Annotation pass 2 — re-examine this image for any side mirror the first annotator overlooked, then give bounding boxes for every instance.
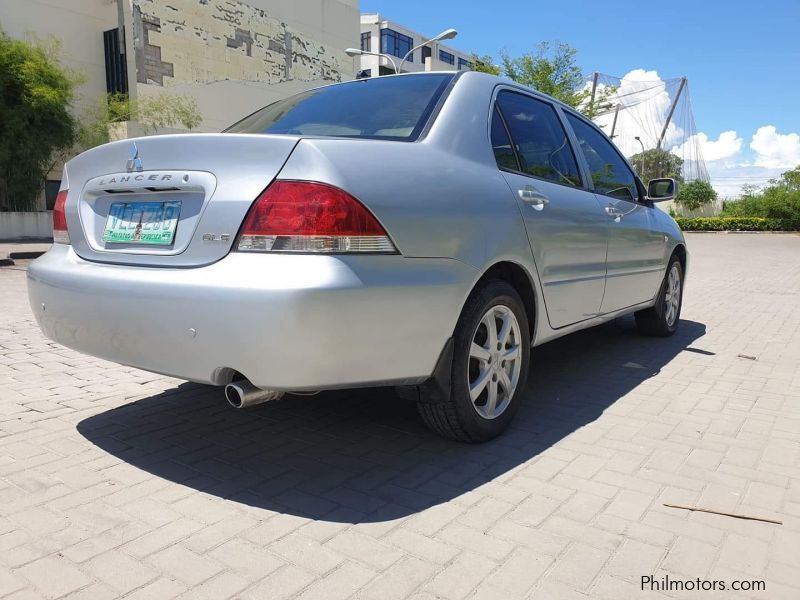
[647,178,677,202]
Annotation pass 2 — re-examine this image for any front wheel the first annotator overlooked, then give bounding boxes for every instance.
[635,256,683,336]
[418,281,530,443]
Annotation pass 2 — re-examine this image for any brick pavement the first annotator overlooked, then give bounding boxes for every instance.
[1,232,799,599]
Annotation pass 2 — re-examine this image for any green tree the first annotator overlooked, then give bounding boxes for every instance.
[628,148,684,183]
[500,42,589,108]
[469,53,500,75]
[0,32,79,210]
[472,42,615,116]
[80,92,202,148]
[722,165,800,222]
[676,179,717,211]
[780,165,800,191]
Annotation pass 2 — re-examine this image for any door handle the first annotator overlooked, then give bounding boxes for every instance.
[518,186,550,211]
[605,205,624,220]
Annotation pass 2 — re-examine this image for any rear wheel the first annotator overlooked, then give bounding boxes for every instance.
[418,281,530,442]
[635,255,683,336]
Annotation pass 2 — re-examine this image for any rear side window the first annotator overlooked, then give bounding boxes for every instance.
[495,91,582,187]
[490,107,519,171]
[225,74,454,141]
[565,113,639,201]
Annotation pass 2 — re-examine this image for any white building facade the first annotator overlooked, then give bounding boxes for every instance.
[0,0,359,221]
[358,13,472,77]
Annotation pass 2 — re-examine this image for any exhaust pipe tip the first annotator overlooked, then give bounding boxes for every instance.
[224,382,245,408]
[224,380,282,409]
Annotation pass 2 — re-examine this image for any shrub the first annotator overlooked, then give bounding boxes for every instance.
[79,92,203,148]
[675,180,717,211]
[628,148,684,185]
[675,217,799,231]
[722,166,800,222]
[0,32,79,210]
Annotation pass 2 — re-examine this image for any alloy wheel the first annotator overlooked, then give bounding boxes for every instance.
[467,304,522,419]
[664,263,681,327]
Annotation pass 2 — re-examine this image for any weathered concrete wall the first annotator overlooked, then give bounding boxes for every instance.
[134,77,343,132]
[128,0,359,130]
[658,199,723,218]
[0,213,53,241]
[132,0,352,85]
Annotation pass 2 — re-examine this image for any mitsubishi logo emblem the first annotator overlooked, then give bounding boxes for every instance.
[126,142,143,172]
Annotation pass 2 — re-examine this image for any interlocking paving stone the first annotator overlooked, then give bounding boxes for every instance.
[1,233,799,599]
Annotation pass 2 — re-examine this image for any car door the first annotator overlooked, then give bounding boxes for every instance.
[564,112,668,312]
[492,90,608,329]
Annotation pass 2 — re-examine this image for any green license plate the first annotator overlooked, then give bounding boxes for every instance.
[102,201,181,245]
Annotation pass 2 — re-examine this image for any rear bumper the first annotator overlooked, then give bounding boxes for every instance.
[27,245,476,390]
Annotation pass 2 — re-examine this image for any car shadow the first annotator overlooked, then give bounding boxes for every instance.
[77,316,705,523]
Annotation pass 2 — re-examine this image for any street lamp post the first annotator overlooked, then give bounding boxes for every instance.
[397,28,457,74]
[634,136,646,178]
[344,48,398,75]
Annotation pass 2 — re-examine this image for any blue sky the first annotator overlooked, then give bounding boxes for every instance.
[363,0,800,196]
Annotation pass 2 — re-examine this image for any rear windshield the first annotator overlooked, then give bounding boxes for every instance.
[225,73,454,141]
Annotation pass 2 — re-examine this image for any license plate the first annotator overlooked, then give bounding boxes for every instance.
[102,201,181,245]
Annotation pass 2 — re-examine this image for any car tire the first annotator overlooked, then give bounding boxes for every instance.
[635,255,684,337]
[418,280,530,443]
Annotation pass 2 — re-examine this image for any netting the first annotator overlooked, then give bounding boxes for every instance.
[584,70,709,183]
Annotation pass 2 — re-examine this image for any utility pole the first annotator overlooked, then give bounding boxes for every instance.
[657,77,686,149]
[634,136,646,177]
[589,72,599,116]
[609,104,620,138]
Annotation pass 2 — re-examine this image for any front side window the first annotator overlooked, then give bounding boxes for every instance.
[439,50,455,65]
[225,74,453,141]
[495,91,582,187]
[566,113,638,201]
[381,28,413,61]
[360,31,371,52]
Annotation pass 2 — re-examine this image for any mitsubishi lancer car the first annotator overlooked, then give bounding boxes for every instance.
[28,71,686,442]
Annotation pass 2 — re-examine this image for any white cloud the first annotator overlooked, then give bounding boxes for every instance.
[584,70,800,197]
[670,130,742,162]
[675,127,799,197]
[707,161,784,199]
[750,126,800,168]
[590,69,684,157]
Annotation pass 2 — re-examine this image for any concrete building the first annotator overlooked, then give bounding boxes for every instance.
[0,0,359,229]
[358,13,471,77]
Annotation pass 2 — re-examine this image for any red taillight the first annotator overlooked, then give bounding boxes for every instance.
[53,190,70,244]
[236,181,396,253]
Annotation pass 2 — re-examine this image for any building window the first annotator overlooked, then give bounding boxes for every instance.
[103,28,128,95]
[381,28,413,61]
[360,31,371,52]
[439,49,454,65]
[458,57,472,70]
[421,45,432,66]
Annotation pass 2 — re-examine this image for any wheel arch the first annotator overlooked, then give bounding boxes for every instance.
[468,260,539,343]
[671,243,687,275]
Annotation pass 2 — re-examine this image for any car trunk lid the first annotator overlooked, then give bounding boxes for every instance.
[65,133,299,267]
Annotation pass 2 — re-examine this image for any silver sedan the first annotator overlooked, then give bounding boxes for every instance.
[27,71,687,442]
